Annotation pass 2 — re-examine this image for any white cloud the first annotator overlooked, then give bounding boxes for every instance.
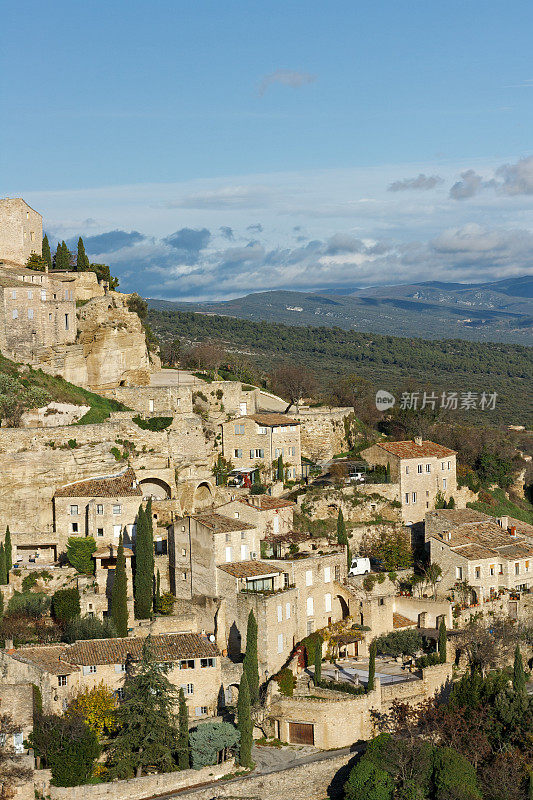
[258,69,316,96]
[388,174,444,192]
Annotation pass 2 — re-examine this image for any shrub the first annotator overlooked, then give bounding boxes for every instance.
[250,483,266,495]
[416,652,442,668]
[275,668,296,696]
[8,591,50,617]
[316,679,365,696]
[156,591,176,615]
[132,415,173,431]
[375,629,422,657]
[189,721,240,769]
[30,713,100,787]
[52,588,81,623]
[301,632,323,666]
[66,537,96,575]
[62,615,117,643]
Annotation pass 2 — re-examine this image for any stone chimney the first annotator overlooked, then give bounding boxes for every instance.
[500,515,509,530]
[414,436,423,446]
[510,526,517,538]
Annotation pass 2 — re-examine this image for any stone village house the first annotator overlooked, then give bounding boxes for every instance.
[0,633,221,720]
[220,413,302,481]
[360,437,457,523]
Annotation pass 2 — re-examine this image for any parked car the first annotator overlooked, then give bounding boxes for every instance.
[349,471,365,483]
[348,557,371,576]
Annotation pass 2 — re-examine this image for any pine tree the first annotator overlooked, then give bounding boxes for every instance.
[107,636,178,778]
[111,533,128,637]
[237,673,253,768]
[0,544,6,585]
[134,505,152,619]
[42,234,52,271]
[4,526,12,573]
[76,237,90,272]
[314,639,322,683]
[438,618,447,664]
[512,643,526,694]
[337,508,347,546]
[367,641,376,692]
[177,688,190,769]
[243,610,259,705]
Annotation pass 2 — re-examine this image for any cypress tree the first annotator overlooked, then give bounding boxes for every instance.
[367,641,376,692]
[276,454,284,482]
[337,508,347,546]
[177,688,190,769]
[0,589,4,619]
[314,639,322,683]
[4,526,12,573]
[243,610,259,705]
[145,498,155,574]
[111,533,129,637]
[42,234,52,271]
[76,237,90,271]
[0,544,6,585]
[237,673,253,768]
[134,505,152,619]
[386,462,391,483]
[155,568,161,612]
[513,643,526,694]
[438,618,447,663]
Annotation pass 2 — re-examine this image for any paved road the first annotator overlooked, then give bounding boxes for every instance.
[150,369,202,387]
[153,743,361,798]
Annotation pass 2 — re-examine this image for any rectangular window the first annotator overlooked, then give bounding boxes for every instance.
[305,570,313,586]
[28,308,34,319]
[225,546,232,562]
[11,290,16,299]
[441,462,446,470]
[82,665,97,675]
[334,565,340,581]
[277,633,284,653]
[250,448,264,458]
[96,504,103,515]
[181,572,187,581]
[325,593,332,612]
[456,566,463,580]
[225,533,231,542]
[417,464,423,473]
[195,706,208,716]
[490,564,495,576]
[405,493,409,504]
[283,572,290,589]
[41,290,47,301]
[113,525,121,538]
[306,620,314,635]
[149,399,154,412]
[240,544,247,560]
[234,424,245,435]
[234,512,240,519]
[12,309,18,320]
[412,492,417,503]
[306,597,314,616]
[475,567,481,579]
[258,426,267,434]
[27,290,33,299]
[405,465,409,474]
[442,478,447,489]
[65,314,69,330]
[240,530,245,538]
[71,522,79,533]
[200,658,215,668]
[58,675,68,687]
[425,464,431,473]
[515,563,520,575]
[277,604,282,623]
[324,566,331,583]
[114,663,126,674]
[526,561,530,572]
[114,688,125,700]
[113,504,121,515]
[181,548,187,557]
[448,461,451,470]
[286,602,291,619]
[70,505,79,515]
[234,449,242,459]
[179,659,195,669]
[97,528,104,537]
[181,683,194,695]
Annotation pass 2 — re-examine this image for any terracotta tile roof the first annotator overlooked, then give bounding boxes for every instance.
[237,497,295,511]
[217,560,284,578]
[428,509,490,525]
[393,613,417,629]
[9,645,78,675]
[246,413,300,427]
[0,275,26,289]
[374,440,456,459]
[66,633,218,665]
[431,520,533,561]
[191,512,255,533]
[496,543,533,559]
[55,467,142,498]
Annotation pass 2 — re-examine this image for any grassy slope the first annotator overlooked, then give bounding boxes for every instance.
[0,353,126,424]
[467,488,533,525]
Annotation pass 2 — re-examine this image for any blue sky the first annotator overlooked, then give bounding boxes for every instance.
[2,0,533,299]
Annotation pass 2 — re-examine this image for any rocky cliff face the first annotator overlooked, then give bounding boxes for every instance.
[76,293,155,389]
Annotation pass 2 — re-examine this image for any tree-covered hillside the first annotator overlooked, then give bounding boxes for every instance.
[147,308,533,426]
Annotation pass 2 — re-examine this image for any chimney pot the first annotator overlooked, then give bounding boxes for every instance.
[510,526,517,537]
[414,436,423,446]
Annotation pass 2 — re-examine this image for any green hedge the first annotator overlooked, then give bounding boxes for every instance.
[132,415,173,431]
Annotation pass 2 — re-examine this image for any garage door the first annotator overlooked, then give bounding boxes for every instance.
[289,722,314,745]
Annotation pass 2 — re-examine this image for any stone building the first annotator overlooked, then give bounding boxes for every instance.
[360,437,457,523]
[218,550,347,676]
[0,266,77,359]
[0,198,42,265]
[428,514,533,601]
[216,495,295,541]
[89,542,134,623]
[169,512,259,599]
[220,413,302,480]
[0,633,221,718]
[53,468,142,549]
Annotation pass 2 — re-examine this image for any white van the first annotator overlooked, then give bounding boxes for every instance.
[348,557,371,576]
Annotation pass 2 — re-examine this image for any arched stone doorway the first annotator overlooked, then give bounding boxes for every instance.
[139,477,172,500]
[336,594,350,620]
[193,481,214,511]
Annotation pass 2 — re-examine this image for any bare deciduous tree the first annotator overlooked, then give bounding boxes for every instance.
[0,714,32,800]
[270,364,317,412]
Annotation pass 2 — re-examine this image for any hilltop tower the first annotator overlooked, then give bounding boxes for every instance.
[0,198,42,266]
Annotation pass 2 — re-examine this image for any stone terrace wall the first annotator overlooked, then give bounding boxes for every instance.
[296,407,352,461]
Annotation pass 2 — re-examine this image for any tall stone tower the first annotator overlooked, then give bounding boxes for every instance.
[0,198,42,266]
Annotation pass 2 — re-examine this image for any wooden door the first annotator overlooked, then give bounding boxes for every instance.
[289,722,314,745]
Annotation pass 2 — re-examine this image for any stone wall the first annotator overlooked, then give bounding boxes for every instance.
[295,407,353,462]
[0,198,42,264]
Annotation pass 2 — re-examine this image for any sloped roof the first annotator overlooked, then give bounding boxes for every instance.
[374,440,456,459]
[229,413,299,427]
[93,543,133,558]
[217,560,284,578]
[191,512,255,533]
[55,467,142,498]
[8,645,78,675]
[393,613,417,629]
[238,496,295,511]
[431,520,533,561]
[427,509,491,525]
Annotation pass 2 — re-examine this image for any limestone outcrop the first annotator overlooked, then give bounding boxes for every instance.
[76,293,155,389]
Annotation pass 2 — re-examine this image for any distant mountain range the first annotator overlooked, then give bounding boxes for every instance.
[148,275,533,345]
